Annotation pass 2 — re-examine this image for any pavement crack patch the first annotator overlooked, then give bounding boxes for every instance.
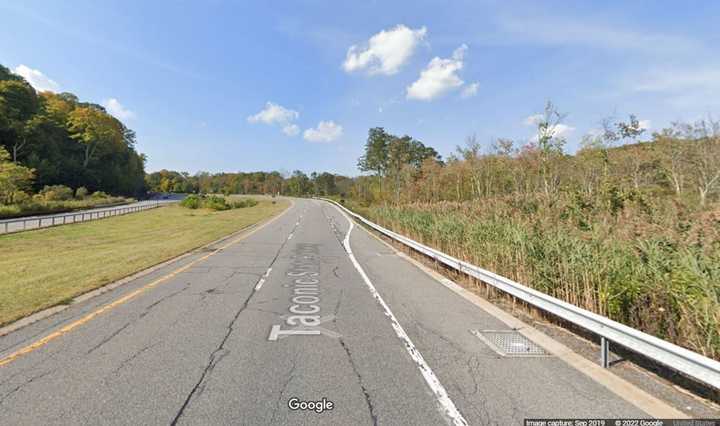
[86,321,131,355]
[338,337,378,426]
[139,282,192,319]
[270,351,299,424]
[170,270,267,425]
[0,370,53,406]
[171,210,301,425]
[112,341,161,375]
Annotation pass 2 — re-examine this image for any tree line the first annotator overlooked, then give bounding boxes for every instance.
[144,169,354,198]
[0,64,146,200]
[350,104,720,211]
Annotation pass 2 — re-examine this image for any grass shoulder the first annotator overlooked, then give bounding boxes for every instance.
[0,198,289,326]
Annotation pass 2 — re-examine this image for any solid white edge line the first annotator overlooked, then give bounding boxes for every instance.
[351,204,689,419]
[332,204,469,426]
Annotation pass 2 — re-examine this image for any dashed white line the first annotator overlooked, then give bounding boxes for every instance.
[331,204,469,426]
[255,267,273,290]
[254,278,266,290]
[287,232,294,240]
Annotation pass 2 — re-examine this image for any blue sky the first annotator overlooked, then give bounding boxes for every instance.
[2,1,719,175]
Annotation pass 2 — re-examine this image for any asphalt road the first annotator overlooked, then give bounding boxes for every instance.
[0,198,648,425]
[0,196,183,234]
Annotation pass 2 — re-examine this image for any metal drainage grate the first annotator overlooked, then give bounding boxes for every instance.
[472,330,549,357]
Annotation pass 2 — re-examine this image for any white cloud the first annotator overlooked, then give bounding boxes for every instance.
[248,102,299,125]
[282,124,300,136]
[343,25,427,75]
[407,45,468,101]
[248,102,300,136]
[461,82,479,98]
[523,114,544,126]
[549,124,575,138]
[13,65,60,92]
[638,119,651,131]
[303,121,343,143]
[103,98,135,120]
[530,123,575,142]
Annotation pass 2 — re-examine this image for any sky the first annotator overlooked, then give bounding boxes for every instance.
[2,0,720,176]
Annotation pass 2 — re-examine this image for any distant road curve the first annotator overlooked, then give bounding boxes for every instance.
[0,193,186,235]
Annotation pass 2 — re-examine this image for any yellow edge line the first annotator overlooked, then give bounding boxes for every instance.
[0,200,293,368]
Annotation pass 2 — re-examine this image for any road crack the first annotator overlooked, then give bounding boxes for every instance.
[86,322,131,354]
[270,351,299,424]
[170,215,299,425]
[139,282,192,319]
[0,370,54,406]
[338,337,378,426]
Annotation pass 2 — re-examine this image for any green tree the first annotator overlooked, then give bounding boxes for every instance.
[0,146,34,204]
[67,106,123,168]
[0,79,39,162]
[358,127,393,176]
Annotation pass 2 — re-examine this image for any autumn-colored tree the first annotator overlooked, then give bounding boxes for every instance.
[67,106,124,168]
[0,146,34,204]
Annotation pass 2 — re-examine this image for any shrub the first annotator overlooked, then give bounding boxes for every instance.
[40,185,74,201]
[180,195,258,211]
[180,194,201,209]
[204,195,230,211]
[231,198,258,208]
[11,190,31,205]
[75,187,88,199]
[91,191,109,199]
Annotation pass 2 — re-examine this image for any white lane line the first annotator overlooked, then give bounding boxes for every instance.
[254,278,266,291]
[287,232,294,240]
[255,267,273,290]
[332,205,468,426]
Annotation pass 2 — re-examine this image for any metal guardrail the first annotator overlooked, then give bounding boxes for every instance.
[0,201,176,235]
[323,198,720,391]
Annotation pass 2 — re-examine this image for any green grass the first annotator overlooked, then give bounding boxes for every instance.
[0,199,289,326]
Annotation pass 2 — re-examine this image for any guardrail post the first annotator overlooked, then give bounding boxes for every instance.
[600,337,610,368]
[4,222,7,233]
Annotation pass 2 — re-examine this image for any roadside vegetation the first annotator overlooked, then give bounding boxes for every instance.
[180,194,258,210]
[346,104,720,360]
[0,180,131,219]
[0,64,145,219]
[0,65,146,197]
[0,199,288,326]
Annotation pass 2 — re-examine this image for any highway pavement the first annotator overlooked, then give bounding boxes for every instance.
[0,198,650,425]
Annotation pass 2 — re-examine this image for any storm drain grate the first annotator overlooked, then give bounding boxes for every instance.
[472,330,549,357]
